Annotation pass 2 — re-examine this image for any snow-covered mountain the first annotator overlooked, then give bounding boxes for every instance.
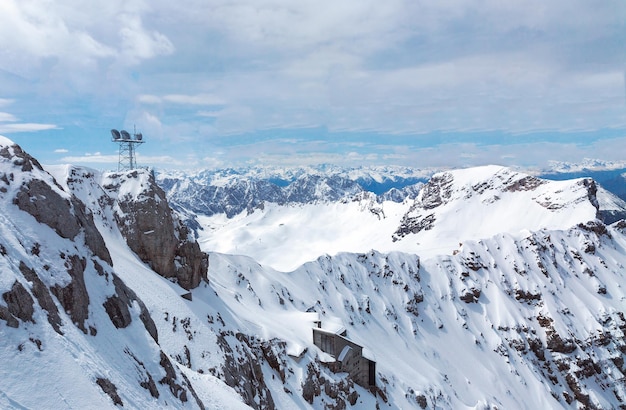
[3,137,626,409]
[156,166,428,218]
[195,165,626,271]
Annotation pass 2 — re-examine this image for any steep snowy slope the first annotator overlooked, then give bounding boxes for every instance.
[198,165,614,271]
[0,138,250,409]
[203,219,626,409]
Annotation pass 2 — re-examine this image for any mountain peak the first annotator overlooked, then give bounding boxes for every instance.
[392,166,600,249]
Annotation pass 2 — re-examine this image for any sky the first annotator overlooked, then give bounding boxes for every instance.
[0,0,625,171]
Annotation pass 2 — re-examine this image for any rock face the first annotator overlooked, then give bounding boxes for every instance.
[6,147,112,265]
[103,170,208,290]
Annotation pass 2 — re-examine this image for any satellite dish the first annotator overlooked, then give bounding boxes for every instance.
[120,130,131,140]
[135,132,143,141]
[111,129,121,140]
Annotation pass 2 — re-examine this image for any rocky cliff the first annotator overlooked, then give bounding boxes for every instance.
[101,170,208,290]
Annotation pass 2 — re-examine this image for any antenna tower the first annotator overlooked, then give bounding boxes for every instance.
[110,126,145,171]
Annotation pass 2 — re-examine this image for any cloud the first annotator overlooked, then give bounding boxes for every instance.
[0,99,58,133]
[138,94,225,106]
[0,112,17,122]
[54,148,69,153]
[60,153,189,168]
[1,0,625,170]
[0,123,57,133]
[0,0,174,76]
[118,13,174,63]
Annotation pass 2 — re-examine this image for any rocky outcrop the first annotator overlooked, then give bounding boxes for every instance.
[2,280,35,326]
[3,141,112,265]
[104,274,158,343]
[13,181,112,265]
[212,331,277,410]
[104,170,208,290]
[50,255,90,333]
[18,262,63,334]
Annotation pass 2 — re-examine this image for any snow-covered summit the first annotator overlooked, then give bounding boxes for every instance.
[392,165,601,249]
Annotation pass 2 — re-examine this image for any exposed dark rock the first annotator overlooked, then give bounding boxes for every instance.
[577,220,609,237]
[19,262,63,334]
[0,142,44,172]
[505,176,545,192]
[302,362,322,404]
[393,214,435,240]
[140,373,159,399]
[214,331,276,410]
[405,292,424,316]
[581,178,600,219]
[462,254,486,271]
[460,287,481,303]
[50,255,90,333]
[546,331,577,354]
[96,377,123,406]
[157,351,204,407]
[421,173,454,210]
[159,351,186,401]
[14,179,80,239]
[108,171,208,290]
[104,274,158,343]
[0,305,19,328]
[12,174,112,264]
[103,295,132,329]
[71,198,112,264]
[173,225,209,290]
[515,289,542,303]
[2,280,35,324]
[301,359,360,408]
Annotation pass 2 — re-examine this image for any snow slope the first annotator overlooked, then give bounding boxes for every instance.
[204,221,626,409]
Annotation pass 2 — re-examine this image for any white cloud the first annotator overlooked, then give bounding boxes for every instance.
[61,153,118,163]
[0,112,17,122]
[54,148,69,153]
[138,94,225,105]
[118,13,174,63]
[0,123,57,133]
[0,0,174,75]
[60,153,189,168]
[0,99,57,133]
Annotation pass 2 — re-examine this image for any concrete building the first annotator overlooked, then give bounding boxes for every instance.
[312,323,376,389]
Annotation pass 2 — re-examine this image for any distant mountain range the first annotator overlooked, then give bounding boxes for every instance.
[155,163,626,222]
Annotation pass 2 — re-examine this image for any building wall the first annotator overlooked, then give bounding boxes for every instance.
[312,328,376,388]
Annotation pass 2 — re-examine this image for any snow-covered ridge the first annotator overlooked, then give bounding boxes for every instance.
[198,165,623,271]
